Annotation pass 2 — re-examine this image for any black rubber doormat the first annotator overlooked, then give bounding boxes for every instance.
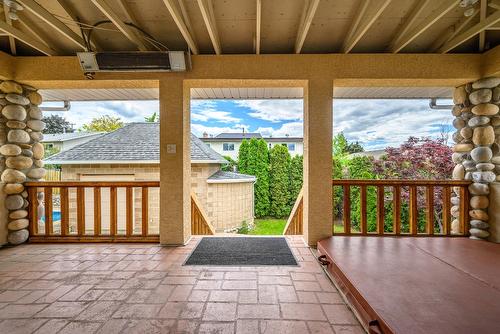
[184,237,298,266]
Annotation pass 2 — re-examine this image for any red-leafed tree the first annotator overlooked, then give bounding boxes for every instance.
[373,137,454,233]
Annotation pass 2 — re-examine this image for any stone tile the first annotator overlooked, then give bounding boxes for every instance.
[59,285,93,301]
[297,291,319,303]
[145,285,175,303]
[168,285,193,301]
[175,319,199,333]
[33,319,69,334]
[58,321,102,334]
[158,302,204,319]
[322,305,359,325]
[79,289,105,301]
[291,272,316,281]
[209,290,238,302]
[281,303,327,321]
[199,322,234,334]
[35,302,89,318]
[120,319,176,333]
[76,301,121,321]
[258,285,278,304]
[0,290,31,302]
[225,272,257,280]
[237,304,280,319]
[194,280,222,290]
[161,276,197,285]
[0,319,47,334]
[236,320,259,334]
[259,275,292,285]
[199,271,224,280]
[189,290,209,302]
[308,321,335,333]
[317,292,343,304]
[238,290,258,304]
[203,302,237,321]
[294,281,322,292]
[260,320,309,333]
[35,285,75,303]
[15,290,49,304]
[332,325,366,334]
[112,303,162,319]
[222,280,257,290]
[277,285,298,303]
[0,304,48,319]
[95,319,128,334]
[99,289,132,301]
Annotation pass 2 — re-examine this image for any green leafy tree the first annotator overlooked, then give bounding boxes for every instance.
[333,132,348,156]
[269,145,291,218]
[345,141,364,154]
[144,112,158,122]
[238,139,250,172]
[81,115,124,133]
[289,155,303,207]
[222,155,237,172]
[42,115,74,134]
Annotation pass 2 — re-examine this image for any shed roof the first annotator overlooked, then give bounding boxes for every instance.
[45,123,227,164]
[42,132,105,142]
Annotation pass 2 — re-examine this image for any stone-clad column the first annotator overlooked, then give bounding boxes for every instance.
[0,80,45,245]
[451,77,500,240]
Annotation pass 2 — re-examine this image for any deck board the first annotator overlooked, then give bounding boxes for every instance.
[317,237,500,334]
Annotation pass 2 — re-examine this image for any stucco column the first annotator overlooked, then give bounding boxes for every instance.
[303,78,333,246]
[159,78,191,245]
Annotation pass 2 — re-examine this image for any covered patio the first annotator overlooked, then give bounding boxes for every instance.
[1,0,500,333]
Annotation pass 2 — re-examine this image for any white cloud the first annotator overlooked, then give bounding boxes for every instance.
[191,100,241,123]
[256,122,303,137]
[234,99,303,122]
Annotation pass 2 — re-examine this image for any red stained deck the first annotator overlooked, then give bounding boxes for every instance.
[317,236,500,334]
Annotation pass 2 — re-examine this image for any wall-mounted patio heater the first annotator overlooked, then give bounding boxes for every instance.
[77,51,188,74]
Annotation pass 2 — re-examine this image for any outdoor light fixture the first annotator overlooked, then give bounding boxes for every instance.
[459,0,479,7]
[2,0,23,20]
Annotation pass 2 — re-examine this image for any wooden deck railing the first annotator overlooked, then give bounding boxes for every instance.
[284,179,472,237]
[283,187,303,235]
[25,181,214,242]
[333,179,471,236]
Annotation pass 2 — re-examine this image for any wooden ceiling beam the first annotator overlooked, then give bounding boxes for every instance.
[488,0,500,10]
[429,9,478,52]
[342,0,393,53]
[439,9,500,53]
[256,0,261,54]
[3,3,16,55]
[55,0,99,51]
[390,0,460,53]
[197,0,221,54]
[0,19,55,55]
[162,0,198,54]
[294,0,320,54]
[17,0,86,50]
[17,12,53,48]
[479,0,487,51]
[388,0,431,51]
[90,0,149,51]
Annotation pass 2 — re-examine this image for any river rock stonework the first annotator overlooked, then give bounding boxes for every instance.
[0,80,45,245]
[452,77,500,240]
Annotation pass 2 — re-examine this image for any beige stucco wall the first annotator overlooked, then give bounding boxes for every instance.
[488,182,500,243]
[60,163,254,233]
[208,182,254,232]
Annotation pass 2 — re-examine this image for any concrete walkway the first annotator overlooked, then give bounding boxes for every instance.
[0,236,363,334]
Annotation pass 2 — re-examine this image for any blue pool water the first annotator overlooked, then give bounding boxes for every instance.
[41,211,61,222]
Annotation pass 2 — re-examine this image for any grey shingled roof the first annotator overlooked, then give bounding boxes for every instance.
[214,133,262,139]
[207,171,256,183]
[45,123,227,164]
[42,132,105,142]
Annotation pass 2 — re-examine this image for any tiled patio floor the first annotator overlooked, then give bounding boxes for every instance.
[0,236,363,334]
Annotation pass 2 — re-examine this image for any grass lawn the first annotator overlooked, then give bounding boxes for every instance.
[247,218,287,235]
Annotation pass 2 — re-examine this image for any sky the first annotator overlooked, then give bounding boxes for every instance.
[42,98,454,151]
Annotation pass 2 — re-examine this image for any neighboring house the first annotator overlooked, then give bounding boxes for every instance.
[42,132,105,155]
[200,132,303,159]
[45,123,255,232]
[350,149,387,160]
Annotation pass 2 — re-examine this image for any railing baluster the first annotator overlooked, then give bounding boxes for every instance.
[110,187,117,236]
[126,187,133,236]
[28,186,38,236]
[60,187,69,236]
[426,186,434,235]
[459,186,469,235]
[343,185,351,234]
[44,187,53,235]
[94,187,101,236]
[77,187,85,235]
[409,186,418,235]
[360,186,367,235]
[393,186,401,235]
[142,187,149,236]
[377,186,385,235]
[442,186,451,235]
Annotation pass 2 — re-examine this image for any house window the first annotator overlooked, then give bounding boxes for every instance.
[223,143,235,151]
[287,143,295,151]
[206,143,211,148]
